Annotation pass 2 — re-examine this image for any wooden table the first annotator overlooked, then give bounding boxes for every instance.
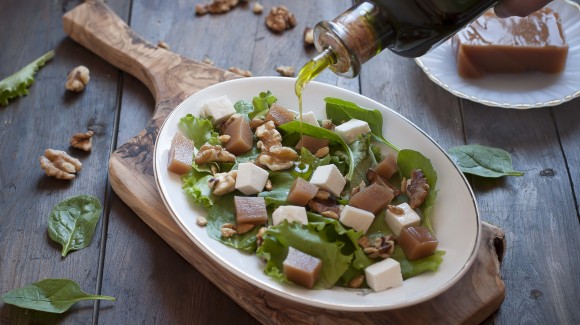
[1,0,578,324]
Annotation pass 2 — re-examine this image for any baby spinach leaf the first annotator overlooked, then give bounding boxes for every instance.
[48,195,102,257]
[179,114,220,149]
[258,171,296,208]
[279,121,357,179]
[397,150,438,234]
[0,50,55,106]
[325,97,399,151]
[448,144,524,178]
[2,278,115,314]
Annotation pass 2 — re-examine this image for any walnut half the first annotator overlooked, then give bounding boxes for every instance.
[65,66,90,92]
[265,6,297,33]
[70,130,94,151]
[255,121,298,170]
[39,149,82,180]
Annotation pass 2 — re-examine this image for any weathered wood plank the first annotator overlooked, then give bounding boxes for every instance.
[461,102,580,324]
[0,0,129,323]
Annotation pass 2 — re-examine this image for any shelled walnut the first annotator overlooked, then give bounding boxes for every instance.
[65,66,90,92]
[70,130,94,151]
[304,27,314,45]
[228,66,252,77]
[275,65,295,77]
[194,144,236,164]
[255,121,298,170]
[265,6,296,33]
[39,149,82,180]
[208,170,238,195]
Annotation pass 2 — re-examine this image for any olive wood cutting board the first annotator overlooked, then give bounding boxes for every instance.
[63,1,506,323]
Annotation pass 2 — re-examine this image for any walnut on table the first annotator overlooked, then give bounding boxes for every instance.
[39,149,82,180]
[70,130,94,152]
[157,40,171,50]
[303,27,314,45]
[65,66,90,92]
[275,65,295,77]
[228,66,252,77]
[252,2,263,14]
[265,6,296,33]
[196,0,246,15]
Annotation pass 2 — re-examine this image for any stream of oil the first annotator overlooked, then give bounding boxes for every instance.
[292,48,336,175]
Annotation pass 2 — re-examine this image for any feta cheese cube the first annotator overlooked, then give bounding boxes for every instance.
[235,162,270,195]
[200,95,236,125]
[272,205,308,226]
[309,164,346,196]
[334,119,371,143]
[295,111,319,127]
[365,258,403,292]
[339,205,375,233]
[384,202,421,236]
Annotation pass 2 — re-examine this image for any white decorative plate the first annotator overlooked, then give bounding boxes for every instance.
[153,77,480,311]
[415,0,580,109]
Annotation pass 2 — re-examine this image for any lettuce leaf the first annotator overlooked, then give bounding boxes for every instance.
[397,149,438,234]
[393,247,445,279]
[182,173,217,208]
[233,99,254,118]
[206,194,259,253]
[258,171,296,208]
[179,114,220,148]
[249,91,277,120]
[325,97,399,151]
[1,50,55,105]
[257,220,353,289]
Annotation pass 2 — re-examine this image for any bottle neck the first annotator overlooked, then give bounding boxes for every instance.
[313,1,394,78]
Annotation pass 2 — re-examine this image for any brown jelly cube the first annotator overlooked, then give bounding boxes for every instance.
[374,153,398,180]
[287,177,319,206]
[234,196,268,225]
[224,116,253,155]
[295,135,330,154]
[452,8,568,78]
[349,183,394,214]
[167,133,195,175]
[265,103,296,126]
[283,247,322,289]
[399,226,438,260]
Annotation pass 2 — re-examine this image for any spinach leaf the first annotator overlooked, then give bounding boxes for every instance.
[206,194,259,253]
[249,91,277,120]
[1,50,55,105]
[397,150,438,234]
[48,195,102,257]
[178,114,220,149]
[278,121,357,179]
[258,171,296,208]
[448,144,524,178]
[1,278,115,314]
[325,97,398,151]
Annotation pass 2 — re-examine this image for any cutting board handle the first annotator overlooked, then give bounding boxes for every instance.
[62,0,184,102]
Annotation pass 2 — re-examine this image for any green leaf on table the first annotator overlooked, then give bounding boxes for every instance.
[325,97,399,151]
[448,144,524,178]
[47,195,102,257]
[1,50,55,106]
[1,278,115,314]
[178,114,220,149]
[397,149,438,234]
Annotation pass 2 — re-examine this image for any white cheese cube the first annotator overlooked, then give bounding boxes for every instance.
[200,95,236,125]
[309,164,346,196]
[334,119,371,143]
[384,202,421,236]
[235,163,270,195]
[272,205,308,226]
[365,258,403,292]
[295,111,319,127]
[339,205,375,234]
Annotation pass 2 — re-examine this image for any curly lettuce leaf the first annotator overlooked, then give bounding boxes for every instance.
[249,91,277,120]
[182,173,217,208]
[325,97,398,151]
[393,247,445,279]
[178,114,220,149]
[256,220,353,289]
[1,50,55,105]
[397,149,438,234]
[206,194,259,253]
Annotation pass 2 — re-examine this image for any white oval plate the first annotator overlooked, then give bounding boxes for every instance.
[415,0,580,109]
[153,77,480,311]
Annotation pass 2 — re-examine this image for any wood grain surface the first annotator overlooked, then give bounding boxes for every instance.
[1,0,579,324]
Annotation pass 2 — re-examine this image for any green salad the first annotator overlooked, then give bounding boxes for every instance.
[170,91,444,291]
